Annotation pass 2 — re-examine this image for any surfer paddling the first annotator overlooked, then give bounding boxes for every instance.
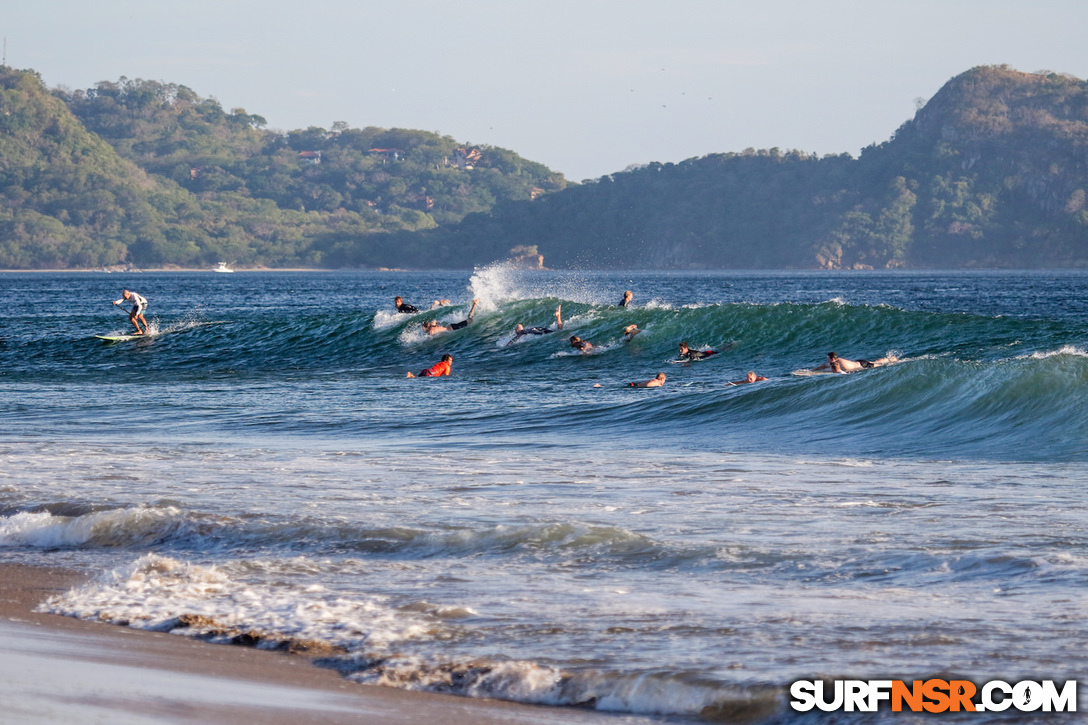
[394,296,419,314]
[619,290,634,307]
[112,289,148,335]
[570,324,639,353]
[676,341,716,362]
[813,351,898,373]
[568,335,593,353]
[730,371,767,385]
[407,354,453,378]
[629,372,666,388]
[508,305,563,345]
[422,299,479,336]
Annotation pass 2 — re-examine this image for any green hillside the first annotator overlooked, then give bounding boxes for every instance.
[0,68,566,268]
[384,65,1088,270]
[0,64,1086,269]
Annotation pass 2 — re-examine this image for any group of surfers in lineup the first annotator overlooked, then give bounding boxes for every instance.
[394,289,897,386]
[110,288,895,384]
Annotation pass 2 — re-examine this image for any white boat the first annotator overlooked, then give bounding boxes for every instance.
[212,262,234,273]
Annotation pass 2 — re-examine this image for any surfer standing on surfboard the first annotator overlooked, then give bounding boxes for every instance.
[113,289,148,335]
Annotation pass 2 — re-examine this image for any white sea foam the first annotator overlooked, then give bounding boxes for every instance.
[371,309,407,330]
[1025,345,1088,359]
[467,261,610,309]
[397,323,431,346]
[467,262,525,311]
[354,655,778,717]
[0,507,184,548]
[41,554,437,651]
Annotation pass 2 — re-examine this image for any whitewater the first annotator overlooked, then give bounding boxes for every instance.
[2,267,1086,723]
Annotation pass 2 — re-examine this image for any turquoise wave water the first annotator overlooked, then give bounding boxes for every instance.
[2,270,1087,461]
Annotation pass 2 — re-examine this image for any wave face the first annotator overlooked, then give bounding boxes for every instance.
[3,268,1087,461]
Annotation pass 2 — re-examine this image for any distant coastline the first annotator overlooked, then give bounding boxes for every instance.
[0,267,393,273]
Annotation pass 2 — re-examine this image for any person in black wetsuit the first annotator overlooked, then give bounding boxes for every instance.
[676,341,717,361]
[508,305,563,345]
[394,296,419,314]
[619,290,634,307]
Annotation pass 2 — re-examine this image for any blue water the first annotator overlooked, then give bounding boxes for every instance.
[1,267,1087,722]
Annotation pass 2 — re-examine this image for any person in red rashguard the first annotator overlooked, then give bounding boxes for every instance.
[406,354,452,378]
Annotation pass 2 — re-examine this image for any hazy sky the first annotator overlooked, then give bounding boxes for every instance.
[6,1,1087,181]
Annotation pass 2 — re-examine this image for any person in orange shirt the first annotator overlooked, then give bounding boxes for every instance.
[406,354,453,378]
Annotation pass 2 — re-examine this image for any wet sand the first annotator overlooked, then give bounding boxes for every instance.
[0,563,645,724]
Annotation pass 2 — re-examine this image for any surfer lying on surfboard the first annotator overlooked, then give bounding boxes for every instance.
[422,300,479,336]
[407,354,452,378]
[508,305,563,345]
[812,351,898,373]
[113,289,148,335]
[676,341,717,362]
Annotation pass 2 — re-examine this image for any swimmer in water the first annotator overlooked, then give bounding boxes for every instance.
[629,372,666,388]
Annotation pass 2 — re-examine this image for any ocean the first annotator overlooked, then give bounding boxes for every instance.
[2,267,1086,723]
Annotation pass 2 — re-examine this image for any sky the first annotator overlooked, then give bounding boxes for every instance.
[5,1,1088,181]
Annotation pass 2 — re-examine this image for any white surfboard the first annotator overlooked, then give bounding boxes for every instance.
[95,334,147,342]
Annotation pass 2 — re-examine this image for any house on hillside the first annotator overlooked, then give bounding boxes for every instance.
[298,151,322,164]
[368,148,402,161]
[452,147,482,169]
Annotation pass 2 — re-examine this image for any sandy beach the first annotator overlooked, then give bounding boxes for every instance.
[0,563,641,725]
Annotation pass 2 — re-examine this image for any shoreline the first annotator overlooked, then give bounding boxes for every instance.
[0,562,633,724]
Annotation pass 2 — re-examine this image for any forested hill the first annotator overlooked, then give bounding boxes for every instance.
[1,64,1087,270]
[0,67,566,268]
[377,65,1088,270]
